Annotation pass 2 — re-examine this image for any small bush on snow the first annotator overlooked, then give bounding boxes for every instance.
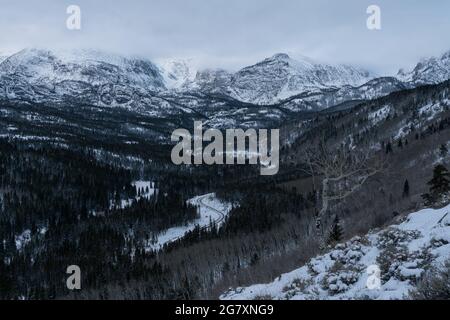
[321,261,362,295]
[410,260,450,300]
[377,227,421,250]
[377,241,434,283]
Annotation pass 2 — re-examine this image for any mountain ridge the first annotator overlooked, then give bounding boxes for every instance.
[0,48,449,124]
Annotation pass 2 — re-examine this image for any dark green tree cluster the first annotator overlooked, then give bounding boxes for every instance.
[422,164,450,207]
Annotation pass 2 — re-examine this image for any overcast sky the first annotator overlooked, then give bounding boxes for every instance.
[0,0,449,74]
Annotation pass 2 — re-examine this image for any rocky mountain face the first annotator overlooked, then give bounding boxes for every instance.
[156,58,197,90]
[277,76,409,112]
[398,51,450,86]
[159,50,450,108]
[225,53,374,105]
[0,48,165,107]
[158,53,376,105]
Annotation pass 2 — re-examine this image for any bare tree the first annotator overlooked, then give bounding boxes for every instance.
[303,141,385,247]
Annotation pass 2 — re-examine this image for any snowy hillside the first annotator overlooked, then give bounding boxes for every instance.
[179,53,375,105]
[0,48,165,107]
[398,50,450,86]
[227,53,375,105]
[0,48,165,89]
[156,58,198,89]
[221,205,450,300]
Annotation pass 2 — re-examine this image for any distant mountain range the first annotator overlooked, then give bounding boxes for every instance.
[0,48,449,130]
[166,53,375,104]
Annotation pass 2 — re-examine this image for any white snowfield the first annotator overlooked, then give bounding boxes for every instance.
[221,205,450,300]
[145,193,233,251]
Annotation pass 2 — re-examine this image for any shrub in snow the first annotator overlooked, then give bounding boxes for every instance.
[282,278,313,297]
[306,260,321,276]
[322,256,363,294]
[430,237,449,248]
[321,268,360,295]
[377,228,434,283]
[410,260,450,300]
[377,228,421,250]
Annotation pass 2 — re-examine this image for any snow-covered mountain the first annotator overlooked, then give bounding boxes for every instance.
[0,48,377,127]
[398,50,450,86]
[221,204,450,300]
[173,53,375,105]
[0,48,450,128]
[156,58,198,90]
[225,53,375,105]
[0,48,165,105]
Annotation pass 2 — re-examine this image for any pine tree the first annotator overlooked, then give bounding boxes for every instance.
[385,142,393,154]
[250,253,259,266]
[422,164,450,206]
[326,215,343,246]
[440,144,448,158]
[403,179,410,198]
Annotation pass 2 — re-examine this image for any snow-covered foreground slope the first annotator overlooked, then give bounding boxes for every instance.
[221,205,450,300]
[145,193,232,251]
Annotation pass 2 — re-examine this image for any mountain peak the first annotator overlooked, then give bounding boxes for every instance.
[271,53,291,61]
[229,52,374,104]
[440,50,450,60]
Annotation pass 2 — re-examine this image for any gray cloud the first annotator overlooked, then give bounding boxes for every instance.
[0,0,449,74]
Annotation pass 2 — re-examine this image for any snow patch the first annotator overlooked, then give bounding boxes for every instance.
[368,105,391,125]
[145,193,233,251]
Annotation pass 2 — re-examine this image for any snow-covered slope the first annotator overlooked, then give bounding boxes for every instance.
[221,205,450,300]
[156,58,198,89]
[145,193,233,251]
[278,76,408,112]
[1,48,165,88]
[398,50,450,86]
[227,53,374,105]
[0,52,11,63]
[179,53,375,105]
[0,48,165,105]
[188,68,233,94]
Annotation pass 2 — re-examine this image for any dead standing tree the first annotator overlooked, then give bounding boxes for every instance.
[304,141,384,247]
